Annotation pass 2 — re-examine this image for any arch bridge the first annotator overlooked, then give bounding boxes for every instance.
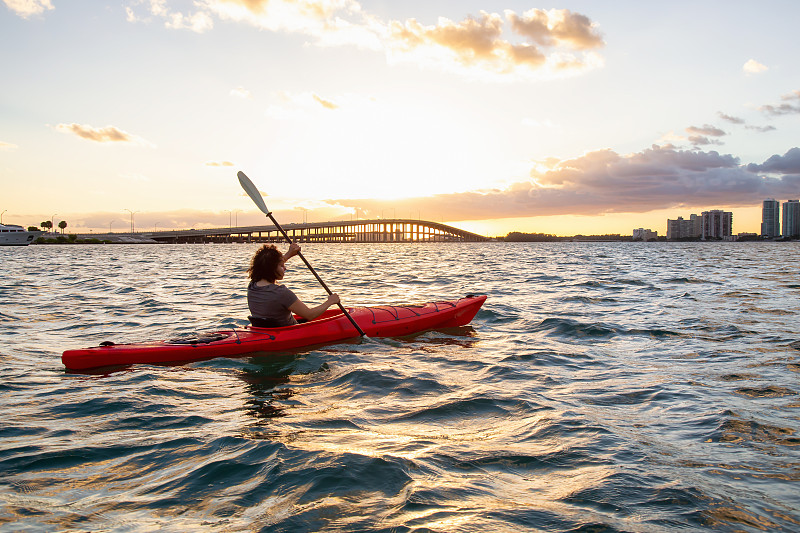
[136,219,490,244]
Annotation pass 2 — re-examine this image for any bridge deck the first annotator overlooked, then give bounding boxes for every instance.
[81,219,490,243]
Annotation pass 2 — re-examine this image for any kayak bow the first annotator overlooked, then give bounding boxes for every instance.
[62,295,486,370]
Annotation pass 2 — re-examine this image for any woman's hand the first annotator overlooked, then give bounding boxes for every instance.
[285,242,301,260]
[289,293,341,320]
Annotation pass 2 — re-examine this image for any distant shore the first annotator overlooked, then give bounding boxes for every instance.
[33,234,159,245]
[27,233,798,245]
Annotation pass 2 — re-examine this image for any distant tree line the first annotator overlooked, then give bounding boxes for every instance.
[504,232,562,242]
[505,232,633,242]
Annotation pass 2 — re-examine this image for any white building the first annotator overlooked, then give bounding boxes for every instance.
[783,200,800,238]
[667,214,702,240]
[632,228,657,241]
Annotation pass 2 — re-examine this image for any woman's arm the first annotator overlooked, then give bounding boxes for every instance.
[283,242,301,262]
[288,293,341,321]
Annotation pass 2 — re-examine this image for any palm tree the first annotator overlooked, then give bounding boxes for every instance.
[58,220,67,234]
[41,221,53,232]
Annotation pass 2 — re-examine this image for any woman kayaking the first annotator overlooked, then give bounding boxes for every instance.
[247,242,340,327]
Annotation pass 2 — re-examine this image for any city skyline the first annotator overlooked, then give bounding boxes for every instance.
[2,1,800,236]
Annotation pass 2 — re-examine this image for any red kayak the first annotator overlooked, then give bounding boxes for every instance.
[62,295,487,370]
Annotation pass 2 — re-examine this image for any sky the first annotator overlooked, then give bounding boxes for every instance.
[1,0,799,237]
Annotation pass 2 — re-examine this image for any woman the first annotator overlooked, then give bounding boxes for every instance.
[247,242,340,327]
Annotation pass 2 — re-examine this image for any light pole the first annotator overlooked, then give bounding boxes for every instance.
[1,210,6,224]
[233,209,240,227]
[51,214,58,234]
[125,209,138,233]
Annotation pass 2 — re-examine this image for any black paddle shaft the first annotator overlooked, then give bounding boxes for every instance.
[267,212,366,337]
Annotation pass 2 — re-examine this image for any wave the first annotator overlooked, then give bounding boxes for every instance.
[532,317,685,340]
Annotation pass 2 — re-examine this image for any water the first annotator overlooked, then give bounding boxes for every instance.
[1,242,798,532]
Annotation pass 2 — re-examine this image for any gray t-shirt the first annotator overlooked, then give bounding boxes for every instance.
[247,282,299,326]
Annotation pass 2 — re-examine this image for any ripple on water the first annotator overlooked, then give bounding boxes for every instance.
[734,386,797,399]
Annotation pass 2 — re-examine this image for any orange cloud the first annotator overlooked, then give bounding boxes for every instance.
[387,9,603,78]
[53,123,153,146]
[507,8,604,50]
[312,93,339,110]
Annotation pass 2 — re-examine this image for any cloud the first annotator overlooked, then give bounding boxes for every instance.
[386,9,604,79]
[197,0,373,42]
[328,145,800,221]
[507,8,604,50]
[53,123,154,146]
[717,112,744,125]
[387,12,544,70]
[0,141,18,150]
[312,93,338,110]
[745,124,776,133]
[716,110,775,133]
[746,147,800,174]
[165,10,213,32]
[685,124,726,146]
[760,89,800,117]
[205,160,235,166]
[743,59,768,75]
[126,2,604,80]
[124,0,214,33]
[125,6,138,23]
[3,0,53,18]
[686,124,726,137]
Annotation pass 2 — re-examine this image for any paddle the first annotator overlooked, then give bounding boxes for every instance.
[237,170,366,337]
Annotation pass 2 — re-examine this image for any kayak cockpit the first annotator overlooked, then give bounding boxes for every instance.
[247,308,346,330]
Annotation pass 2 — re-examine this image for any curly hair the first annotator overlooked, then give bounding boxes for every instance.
[248,244,283,282]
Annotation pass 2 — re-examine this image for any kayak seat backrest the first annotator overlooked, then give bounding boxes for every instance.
[249,315,284,328]
[248,315,308,328]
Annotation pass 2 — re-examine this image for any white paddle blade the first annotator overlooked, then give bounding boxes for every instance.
[237,171,270,215]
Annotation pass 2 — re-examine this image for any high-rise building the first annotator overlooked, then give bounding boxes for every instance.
[701,210,733,240]
[783,200,800,238]
[633,228,657,240]
[690,214,702,237]
[666,214,702,240]
[761,199,780,238]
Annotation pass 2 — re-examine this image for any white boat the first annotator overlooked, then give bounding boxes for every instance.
[0,224,42,246]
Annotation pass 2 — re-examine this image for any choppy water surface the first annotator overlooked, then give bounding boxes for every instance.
[1,242,799,532]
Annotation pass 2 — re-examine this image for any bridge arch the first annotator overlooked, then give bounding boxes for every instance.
[136,219,490,244]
